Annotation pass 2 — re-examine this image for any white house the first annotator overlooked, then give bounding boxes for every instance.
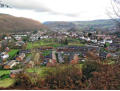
[105,39,113,44]
[1,52,9,60]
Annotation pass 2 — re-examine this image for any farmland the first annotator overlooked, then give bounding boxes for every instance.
[8,49,19,60]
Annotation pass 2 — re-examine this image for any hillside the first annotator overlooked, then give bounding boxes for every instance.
[44,21,76,31]
[44,19,117,32]
[0,14,47,33]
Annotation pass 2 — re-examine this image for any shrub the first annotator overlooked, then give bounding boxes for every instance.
[14,73,33,89]
[0,74,10,80]
[88,64,120,90]
[42,65,88,90]
[82,61,100,79]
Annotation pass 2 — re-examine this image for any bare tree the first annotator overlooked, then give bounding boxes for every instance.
[0,0,10,8]
[107,0,120,30]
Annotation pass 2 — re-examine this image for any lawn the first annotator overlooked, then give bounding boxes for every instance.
[68,42,85,46]
[0,70,10,77]
[0,78,15,88]
[8,49,19,60]
[42,50,52,56]
[26,41,64,49]
[68,38,85,46]
[26,38,86,49]
[0,70,14,88]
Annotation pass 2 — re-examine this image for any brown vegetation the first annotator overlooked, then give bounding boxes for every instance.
[0,14,47,33]
[1,62,120,90]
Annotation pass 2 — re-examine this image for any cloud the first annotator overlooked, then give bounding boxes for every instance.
[0,0,112,22]
[2,0,51,12]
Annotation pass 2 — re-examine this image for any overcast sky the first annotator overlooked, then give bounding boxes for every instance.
[0,0,112,22]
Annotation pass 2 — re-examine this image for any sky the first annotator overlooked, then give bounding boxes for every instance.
[0,0,113,22]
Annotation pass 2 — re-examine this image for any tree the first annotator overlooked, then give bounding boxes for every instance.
[0,1,10,8]
[33,30,38,34]
[64,55,69,63]
[64,38,68,45]
[107,0,120,30]
[22,36,29,42]
[88,33,92,38]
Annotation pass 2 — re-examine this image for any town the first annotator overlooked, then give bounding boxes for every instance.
[1,0,120,90]
[0,29,120,82]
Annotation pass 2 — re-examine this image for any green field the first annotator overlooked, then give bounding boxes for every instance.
[0,70,14,88]
[26,38,85,49]
[68,42,85,46]
[27,40,64,49]
[68,38,85,46]
[8,49,19,60]
[0,78,15,88]
[42,50,52,56]
[0,70,10,77]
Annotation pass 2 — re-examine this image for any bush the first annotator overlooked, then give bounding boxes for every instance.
[14,73,33,89]
[0,74,10,80]
[12,62,120,90]
[13,65,88,90]
[42,65,88,90]
[82,61,100,79]
[88,64,120,90]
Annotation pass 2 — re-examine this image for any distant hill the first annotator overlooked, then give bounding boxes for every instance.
[44,21,76,31]
[0,14,47,33]
[44,19,117,32]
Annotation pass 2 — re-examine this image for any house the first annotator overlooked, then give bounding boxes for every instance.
[99,52,108,60]
[5,47,10,52]
[46,59,57,67]
[4,60,19,69]
[19,50,31,54]
[12,34,27,41]
[108,43,120,52]
[4,36,12,40]
[91,39,97,43]
[105,39,113,44]
[10,69,23,78]
[52,51,57,60]
[15,41,25,46]
[27,61,34,68]
[99,40,106,44]
[24,56,32,64]
[96,35,106,40]
[16,53,25,61]
[57,46,89,62]
[70,54,79,64]
[1,52,9,61]
[58,53,64,63]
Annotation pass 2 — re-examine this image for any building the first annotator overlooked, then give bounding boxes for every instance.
[16,53,25,61]
[4,60,19,69]
[10,69,23,78]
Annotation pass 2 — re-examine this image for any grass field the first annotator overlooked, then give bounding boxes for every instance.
[42,50,52,56]
[68,42,85,46]
[8,49,19,60]
[26,41,64,49]
[0,78,15,88]
[26,38,85,49]
[0,70,10,77]
[0,70,14,88]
